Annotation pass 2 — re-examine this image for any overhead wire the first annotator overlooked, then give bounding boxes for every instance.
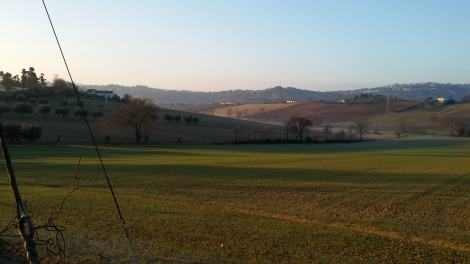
[40,1,138,263]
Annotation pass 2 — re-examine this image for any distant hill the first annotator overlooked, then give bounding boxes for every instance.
[80,82,470,105]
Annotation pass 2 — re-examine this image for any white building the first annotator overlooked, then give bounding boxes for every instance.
[85,89,117,99]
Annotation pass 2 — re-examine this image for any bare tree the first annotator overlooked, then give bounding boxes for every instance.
[251,122,259,140]
[396,115,408,138]
[283,120,291,140]
[323,124,333,141]
[286,116,314,141]
[261,124,270,139]
[226,107,233,118]
[52,75,67,94]
[95,117,114,143]
[353,115,371,141]
[338,129,346,141]
[347,125,355,141]
[142,119,160,143]
[113,97,159,144]
[462,94,470,103]
[235,108,242,118]
[252,110,259,121]
[242,108,250,119]
[258,107,265,120]
[233,125,241,141]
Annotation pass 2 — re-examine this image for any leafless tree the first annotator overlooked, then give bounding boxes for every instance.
[95,117,114,143]
[251,110,259,121]
[353,115,371,141]
[235,108,242,118]
[323,124,333,141]
[233,125,241,141]
[52,75,67,93]
[261,124,270,139]
[142,119,160,143]
[462,94,470,103]
[283,120,291,140]
[396,115,408,137]
[286,116,314,141]
[242,108,250,119]
[251,122,259,140]
[347,125,354,140]
[258,107,265,120]
[113,97,159,144]
[226,107,233,118]
[338,129,346,141]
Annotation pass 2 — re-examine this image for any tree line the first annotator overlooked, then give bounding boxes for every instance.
[96,96,199,144]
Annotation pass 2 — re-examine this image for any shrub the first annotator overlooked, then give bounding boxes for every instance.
[183,115,193,124]
[29,98,37,104]
[38,97,49,104]
[38,104,52,117]
[21,123,42,143]
[2,93,12,101]
[60,100,69,107]
[174,114,182,123]
[91,111,104,118]
[163,113,173,122]
[15,94,26,102]
[54,108,70,118]
[2,123,22,142]
[0,103,12,116]
[192,116,199,123]
[72,107,89,119]
[12,102,34,116]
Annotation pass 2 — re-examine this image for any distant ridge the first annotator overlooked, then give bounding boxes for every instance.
[80,82,470,105]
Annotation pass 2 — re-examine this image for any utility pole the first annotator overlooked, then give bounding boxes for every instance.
[0,123,40,264]
[386,95,390,114]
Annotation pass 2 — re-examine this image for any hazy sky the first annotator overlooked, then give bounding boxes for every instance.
[2,1,469,92]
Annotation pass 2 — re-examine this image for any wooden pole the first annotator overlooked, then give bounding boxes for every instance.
[0,123,40,264]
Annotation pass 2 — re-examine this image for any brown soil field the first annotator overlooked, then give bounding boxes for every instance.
[255,100,418,123]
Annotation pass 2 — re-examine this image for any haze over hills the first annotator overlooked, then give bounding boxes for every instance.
[81,82,470,105]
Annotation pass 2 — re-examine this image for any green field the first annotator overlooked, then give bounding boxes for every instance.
[2,136,470,263]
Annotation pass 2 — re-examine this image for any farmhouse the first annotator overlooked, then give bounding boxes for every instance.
[436,96,445,103]
[85,89,117,99]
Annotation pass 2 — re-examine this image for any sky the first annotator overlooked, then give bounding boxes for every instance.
[2,0,469,92]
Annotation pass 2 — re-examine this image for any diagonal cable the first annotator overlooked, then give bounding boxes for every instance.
[41,1,138,263]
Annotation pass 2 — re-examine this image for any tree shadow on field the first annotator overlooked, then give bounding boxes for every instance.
[92,164,470,192]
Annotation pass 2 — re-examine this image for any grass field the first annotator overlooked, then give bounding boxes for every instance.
[0,97,287,144]
[2,136,470,263]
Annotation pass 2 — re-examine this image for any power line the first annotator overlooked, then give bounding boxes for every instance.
[40,1,138,263]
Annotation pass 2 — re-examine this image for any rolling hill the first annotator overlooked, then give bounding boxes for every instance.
[80,82,470,105]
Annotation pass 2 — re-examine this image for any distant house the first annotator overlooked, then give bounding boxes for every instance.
[436,97,445,103]
[337,99,345,104]
[286,100,295,103]
[85,89,117,99]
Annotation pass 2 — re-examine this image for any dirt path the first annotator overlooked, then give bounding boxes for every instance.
[236,209,470,253]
